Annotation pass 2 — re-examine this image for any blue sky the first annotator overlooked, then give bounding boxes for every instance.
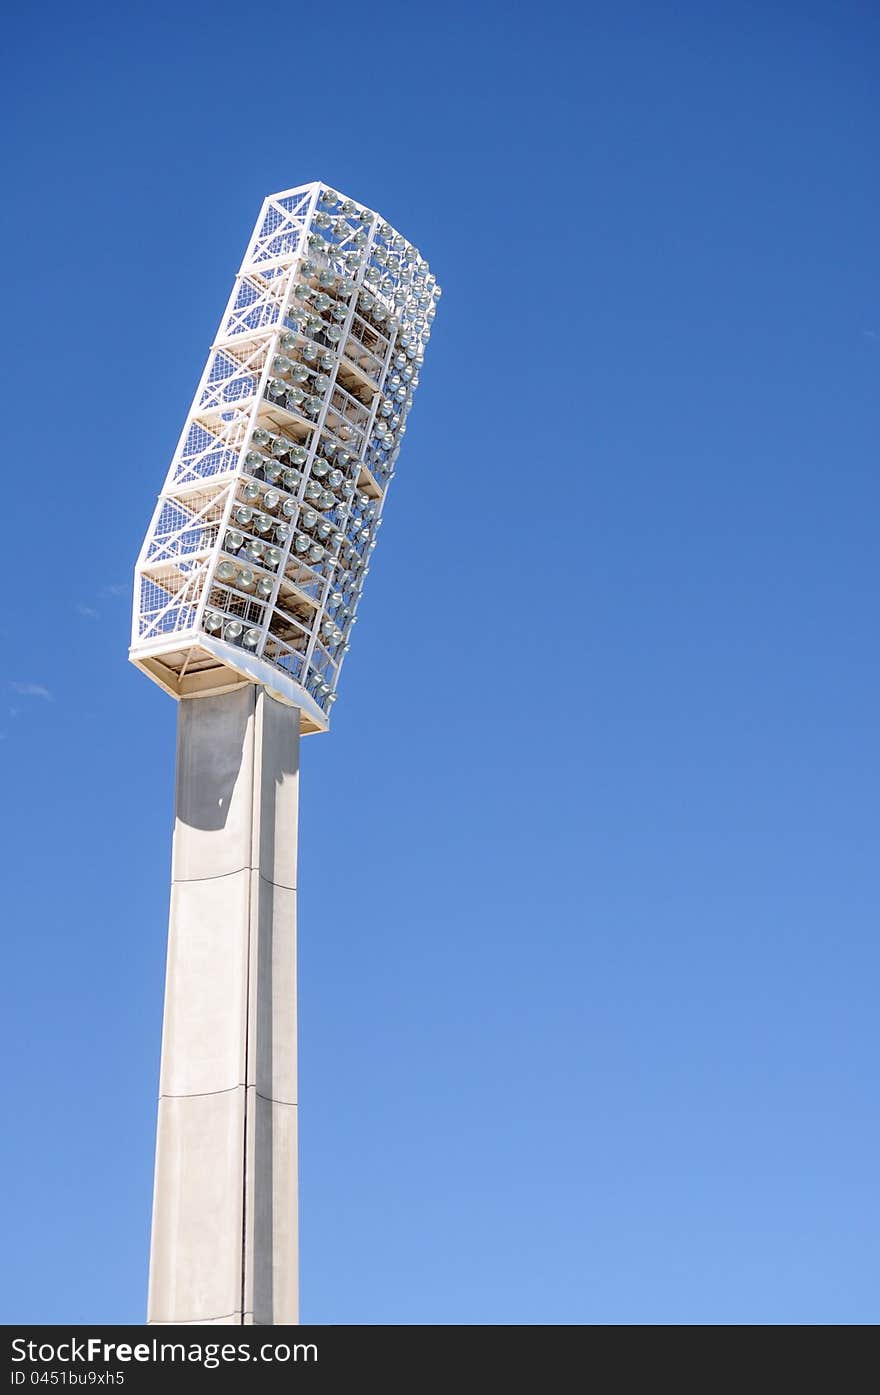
[2,0,878,1324]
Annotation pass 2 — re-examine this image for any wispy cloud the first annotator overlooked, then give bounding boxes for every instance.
[8,681,53,702]
[77,604,100,620]
[99,582,129,599]
[863,329,878,342]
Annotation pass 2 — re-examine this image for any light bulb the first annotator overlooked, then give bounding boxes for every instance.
[256,577,274,599]
[216,561,236,583]
[275,522,292,544]
[294,534,309,554]
[319,490,335,510]
[224,620,243,642]
[237,568,255,592]
[318,269,335,289]
[271,437,289,457]
[255,514,273,536]
[309,544,324,563]
[225,528,244,552]
[291,444,308,464]
[291,363,309,383]
[245,450,264,472]
[280,332,298,351]
[242,481,260,503]
[305,481,321,501]
[204,610,222,634]
[252,428,272,447]
[265,546,282,568]
[242,628,261,649]
[273,354,292,375]
[263,489,281,512]
[233,505,253,527]
[325,325,343,343]
[282,470,301,493]
[301,508,318,529]
[246,539,265,562]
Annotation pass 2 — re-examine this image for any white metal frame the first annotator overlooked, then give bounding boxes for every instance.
[130,182,440,734]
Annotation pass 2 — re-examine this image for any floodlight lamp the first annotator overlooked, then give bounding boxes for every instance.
[131,181,440,735]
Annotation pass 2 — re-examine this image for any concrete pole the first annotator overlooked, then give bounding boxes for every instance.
[147,684,300,1325]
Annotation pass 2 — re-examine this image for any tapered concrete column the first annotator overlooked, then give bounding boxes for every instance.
[147,684,299,1326]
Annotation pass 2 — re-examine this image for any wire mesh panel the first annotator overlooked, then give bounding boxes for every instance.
[131,181,441,730]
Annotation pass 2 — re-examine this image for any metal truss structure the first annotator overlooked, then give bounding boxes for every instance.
[130,183,440,733]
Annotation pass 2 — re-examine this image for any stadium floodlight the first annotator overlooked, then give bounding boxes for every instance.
[130,183,439,1326]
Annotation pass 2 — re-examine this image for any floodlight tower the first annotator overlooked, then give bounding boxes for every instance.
[130,183,440,1325]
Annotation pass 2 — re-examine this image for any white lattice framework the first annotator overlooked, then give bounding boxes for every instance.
[130,183,440,733]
